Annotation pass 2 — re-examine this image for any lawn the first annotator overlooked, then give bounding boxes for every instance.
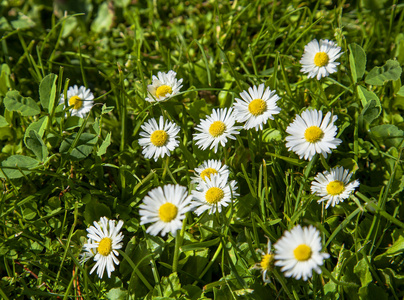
[0,0,404,299]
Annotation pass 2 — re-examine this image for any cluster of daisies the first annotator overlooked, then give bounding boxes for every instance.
[66,39,360,282]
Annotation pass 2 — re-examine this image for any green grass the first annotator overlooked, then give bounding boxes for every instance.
[1,0,404,299]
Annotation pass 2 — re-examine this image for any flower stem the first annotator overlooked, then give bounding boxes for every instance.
[172,213,187,273]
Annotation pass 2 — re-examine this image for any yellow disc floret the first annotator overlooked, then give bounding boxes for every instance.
[293,244,312,261]
[156,85,173,99]
[326,180,345,196]
[158,202,178,222]
[150,130,168,147]
[248,99,267,116]
[304,126,324,143]
[260,253,275,271]
[200,168,218,181]
[69,95,83,110]
[209,121,226,137]
[205,187,224,204]
[314,52,329,67]
[98,237,113,256]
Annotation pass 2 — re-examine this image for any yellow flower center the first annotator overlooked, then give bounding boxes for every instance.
[156,85,173,99]
[293,244,312,261]
[158,202,178,222]
[150,130,168,147]
[260,253,275,271]
[326,180,345,196]
[98,237,113,256]
[200,168,218,181]
[209,121,226,137]
[205,187,224,204]
[68,95,83,110]
[304,126,324,143]
[248,99,267,116]
[314,52,329,67]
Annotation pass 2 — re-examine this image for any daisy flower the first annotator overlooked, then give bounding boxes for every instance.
[285,109,342,160]
[253,237,275,283]
[138,116,180,161]
[59,85,94,118]
[300,39,343,80]
[192,159,229,188]
[311,166,360,209]
[145,70,183,102]
[191,173,238,215]
[139,184,192,237]
[193,108,242,153]
[233,83,281,131]
[274,225,329,281]
[83,217,124,278]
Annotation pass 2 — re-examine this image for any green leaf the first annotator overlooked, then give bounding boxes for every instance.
[22,207,37,220]
[357,86,381,125]
[39,73,58,112]
[370,124,404,148]
[101,104,114,114]
[60,133,98,161]
[349,43,366,82]
[25,130,48,162]
[24,116,48,145]
[397,86,404,97]
[262,128,282,143]
[0,116,9,127]
[0,155,39,179]
[64,116,83,130]
[385,235,404,256]
[97,132,111,157]
[84,200,111,224]
[4,90,40,116]
[365,60,402,86]
[160,272,181,298]
[106,288,128,300]
[358,283,388,300]
[354,257,372,287]
[91,2,113,33]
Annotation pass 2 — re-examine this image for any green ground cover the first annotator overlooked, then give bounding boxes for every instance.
[0,0,404,299]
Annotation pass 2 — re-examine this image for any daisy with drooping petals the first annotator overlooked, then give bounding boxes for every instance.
[83,217,124,278]
[311,166,360,209]
[192,159,229,188]
[274,225,329,281]
[300,39,343,80]
[193,108,242,153]
[191,173,238,215]
[139,184,192,237]
[59,85,94,118]
[253,237,275,283]
[138,116,180,161]
[285,109,342,161]
[233,83,281,131]
[145,70,183,102]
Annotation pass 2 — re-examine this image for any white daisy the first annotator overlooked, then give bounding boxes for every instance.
[192,159,230,188]
[300,39,343,80]
[83,217,124,278]
[193,108,242,153]
[145,70,183,102]
[233,83,281,131]
[59,85,94,118]
[191,173,238,215]
[253,237,275,283]
[139,184,192,237]
[311,166,360,209]
[285,109,342,161]
[138,116,180,161]
[274,225,329,281]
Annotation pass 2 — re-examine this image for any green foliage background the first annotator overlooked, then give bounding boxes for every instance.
[0,0,404,299]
